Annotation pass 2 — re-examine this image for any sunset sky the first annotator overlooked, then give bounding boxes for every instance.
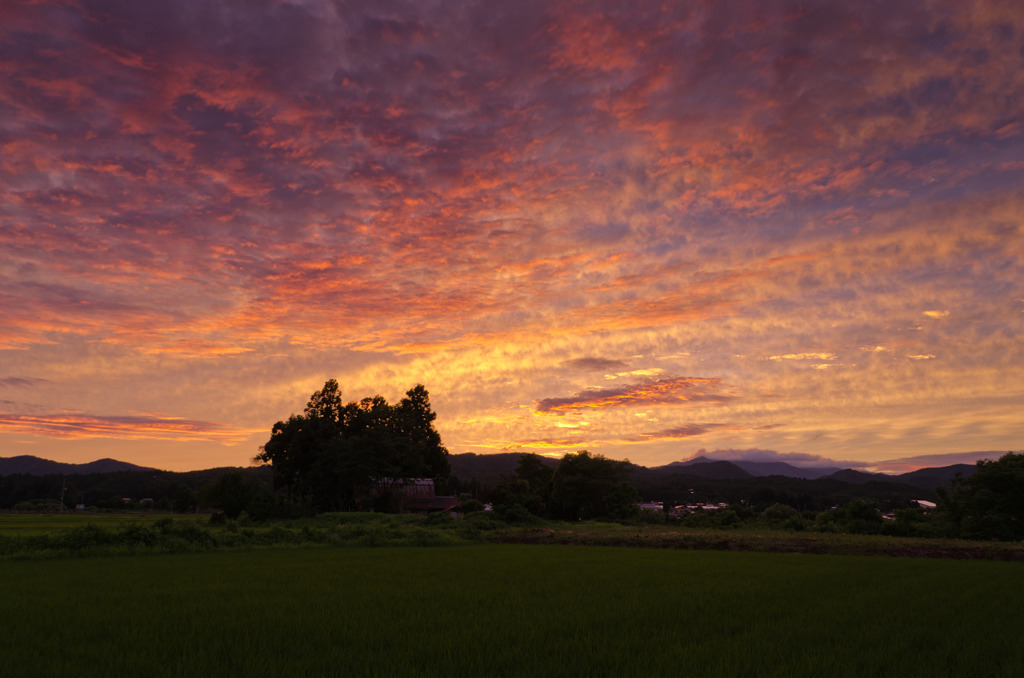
[2,0,1022,473]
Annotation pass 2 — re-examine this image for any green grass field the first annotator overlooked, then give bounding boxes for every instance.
[4,511,1024,560]
[0,512,206,536]
[1,544,1021,677]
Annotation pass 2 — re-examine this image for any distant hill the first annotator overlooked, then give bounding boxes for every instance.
[0,455,161,476]
[819,465,978,487]
[657,456,842,479]
[447,452,557,488]
[824,469,891,485]
[895,464,975,487]
[659,455,979,485]
[652,457,752,480]
[731,460,843,479]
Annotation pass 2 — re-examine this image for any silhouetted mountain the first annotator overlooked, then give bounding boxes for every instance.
[731,460,843,479]
[824,469,890,484]
[0,455,160,476]
[894,464,976,487]
[447,452,557,488]
[654,458,752,479]
[658,456,839,479]
[663,454,714,467]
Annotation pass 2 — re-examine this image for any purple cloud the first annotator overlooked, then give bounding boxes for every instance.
[536,377,733,414]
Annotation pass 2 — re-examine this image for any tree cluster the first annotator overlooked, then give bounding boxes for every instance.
[491,451,639,522]
[937,452,1024,540]
[255,380,449,513]
[474,450,1024,541]
[0,467,275,513]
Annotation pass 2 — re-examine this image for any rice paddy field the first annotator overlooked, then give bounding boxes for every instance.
[1,542,1022,677]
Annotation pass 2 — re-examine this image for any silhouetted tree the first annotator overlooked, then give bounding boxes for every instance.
[938,452,1024,540]
[549,451,639,521]
[517,454,554,501]
[256,381,449,513]
[491,453,555,518]
[172,485,197,513]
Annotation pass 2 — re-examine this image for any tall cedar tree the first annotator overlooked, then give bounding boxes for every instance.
[256,381,449,512]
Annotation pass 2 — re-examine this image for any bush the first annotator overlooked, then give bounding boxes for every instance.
[782,516,807,531]
[760,503,800,528]
[493,503,542,524]
[463,511,503,530]
[636,509,666,525]
[423,511,454,526]
[55,524,115,550]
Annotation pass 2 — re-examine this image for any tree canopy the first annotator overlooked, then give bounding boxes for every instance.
[938,451,1024,540]
[548,451,639,521]
[255,381,449,512]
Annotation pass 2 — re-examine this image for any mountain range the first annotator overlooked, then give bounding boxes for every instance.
[0,455,160,476]
[647,455,976,488]
[0,453,977,490]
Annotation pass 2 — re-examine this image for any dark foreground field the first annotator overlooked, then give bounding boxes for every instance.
[1,544,1022,677]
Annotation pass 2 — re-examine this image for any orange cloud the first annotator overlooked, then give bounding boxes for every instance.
[624,424,724,441]
[0,412,254,443]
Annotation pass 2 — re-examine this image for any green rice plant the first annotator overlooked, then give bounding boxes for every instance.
[0,545,1020,677]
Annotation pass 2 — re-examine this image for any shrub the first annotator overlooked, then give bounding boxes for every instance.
[760,503,800,528]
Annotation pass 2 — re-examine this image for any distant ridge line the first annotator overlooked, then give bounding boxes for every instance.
[0,452,985,484]
[0,455,161,476]
[644,456,977,486]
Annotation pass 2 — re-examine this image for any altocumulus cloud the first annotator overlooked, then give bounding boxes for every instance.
[561,357,632,372]
[0,0,1021,469]
[626,424,724,441]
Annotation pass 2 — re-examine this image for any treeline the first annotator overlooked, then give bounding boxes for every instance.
[473,451,1024,542]
[631,473,936,513]
[447,454,937,518]
[0,467,274,515]
[485,451,639,522]
[2,451,1021,542]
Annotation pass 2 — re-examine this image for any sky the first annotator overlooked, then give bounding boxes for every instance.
[1,0,1022,474]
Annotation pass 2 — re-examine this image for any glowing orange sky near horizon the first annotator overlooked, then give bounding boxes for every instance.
[1,0,1022,473]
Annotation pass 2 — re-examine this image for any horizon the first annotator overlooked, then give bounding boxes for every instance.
[1,447,1011,477]
[2,1,1022,473]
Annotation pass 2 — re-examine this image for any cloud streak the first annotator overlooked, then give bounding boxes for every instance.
[0,377,46,388]
[0,411,254,443]
[535,377,733,414]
